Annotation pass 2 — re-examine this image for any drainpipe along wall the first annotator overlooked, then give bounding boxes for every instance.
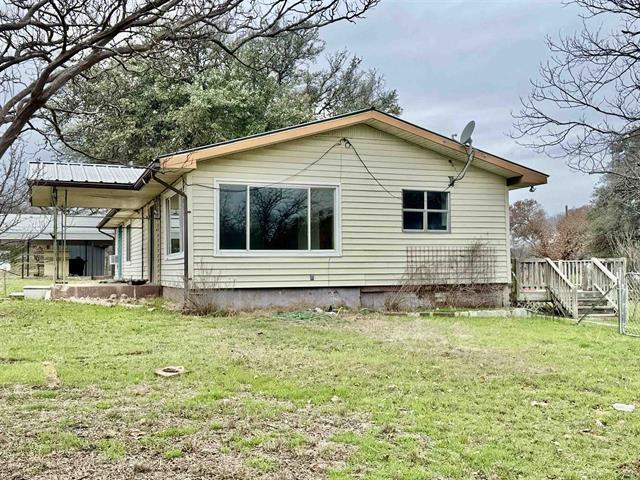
[151,172,189,303]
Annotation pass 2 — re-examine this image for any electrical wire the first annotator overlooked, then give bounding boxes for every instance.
[182,137,400,199]
[342,139,399,199]
[182,139,343,193]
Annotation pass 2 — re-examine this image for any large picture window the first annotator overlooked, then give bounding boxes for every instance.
[166,194,183,255]
[402,190,449,232]
[218,183,337,253]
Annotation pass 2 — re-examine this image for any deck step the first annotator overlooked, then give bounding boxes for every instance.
[577,293,606,300]
[578,307,616,315]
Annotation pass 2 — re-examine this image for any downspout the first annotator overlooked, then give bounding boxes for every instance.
[97,227,115,240]
[151,172,189,302]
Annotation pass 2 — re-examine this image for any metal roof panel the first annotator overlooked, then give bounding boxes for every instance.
[28,162,146,185]
[0,214,114,241]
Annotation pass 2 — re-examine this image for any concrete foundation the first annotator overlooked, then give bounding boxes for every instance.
[51,284,161,300]
[164,286,362,310]
[360,284,510,310]
[163,284,511,311]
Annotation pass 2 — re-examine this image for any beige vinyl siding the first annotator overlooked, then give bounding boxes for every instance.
[187,124,510,289]
[117,204,156,281]
[120,217,143,280]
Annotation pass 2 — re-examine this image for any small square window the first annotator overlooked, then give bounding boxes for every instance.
[427,191,448,210]
[403,211,424,230]
[402,190,449,232]
[427,211,448,231]
[402,190,424,209]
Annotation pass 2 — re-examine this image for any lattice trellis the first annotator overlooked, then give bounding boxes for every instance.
[405,243,497,286]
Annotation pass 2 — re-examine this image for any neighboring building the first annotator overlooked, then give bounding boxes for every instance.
[0,213,114,278]
[27,109,548,307]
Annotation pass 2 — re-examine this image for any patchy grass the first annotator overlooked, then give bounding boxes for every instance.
[35,431,85,455]
[0,276,51,296]
[0,276,91,296]
[162,448,183,460]
[0,300,640,479]
[96,438,127,460]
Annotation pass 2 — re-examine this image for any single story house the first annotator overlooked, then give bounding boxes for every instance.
[27,109,547,308]
[0,213,113,278]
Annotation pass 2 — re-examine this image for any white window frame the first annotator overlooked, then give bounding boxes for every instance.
[165,192,184,258]
[214,179,341,257]
[125,223,132,262]
[401,189,451,233]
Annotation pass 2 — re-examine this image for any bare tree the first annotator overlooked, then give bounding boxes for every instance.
[510,199,551,258]
[513,0,640,187]
[0,142,28,235]
[0,0,379,162]
[510,199,591,259]
[552,206,590,260]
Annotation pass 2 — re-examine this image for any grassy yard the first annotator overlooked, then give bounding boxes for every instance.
[0,276,90,296]
[1,301,639,479]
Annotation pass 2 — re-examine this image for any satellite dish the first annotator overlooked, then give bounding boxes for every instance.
[448,120,476,188]
[459,120,475,145]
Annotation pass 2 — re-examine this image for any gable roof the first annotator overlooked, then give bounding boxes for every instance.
[159,108,548,188]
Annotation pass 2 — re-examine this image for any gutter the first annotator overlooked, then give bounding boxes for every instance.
[97,208,119,229]
[97,226,115,240]
[151,171,189,301]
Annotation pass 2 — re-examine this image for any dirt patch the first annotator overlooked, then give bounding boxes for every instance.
[0,356,26,364]
[618,459,640,479]
[0,386,371,479]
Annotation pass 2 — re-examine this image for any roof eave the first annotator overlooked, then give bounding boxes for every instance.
[97,209,119,229]
[507,173,549,189]
[159,109,548,182]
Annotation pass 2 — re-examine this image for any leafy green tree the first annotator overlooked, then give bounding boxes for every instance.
[48,30,400,165]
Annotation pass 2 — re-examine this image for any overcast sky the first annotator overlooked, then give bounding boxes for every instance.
[322,0,597,214]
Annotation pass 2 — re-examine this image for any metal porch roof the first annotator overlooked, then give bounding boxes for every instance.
[28,161,146,185]
[0,214,113,241]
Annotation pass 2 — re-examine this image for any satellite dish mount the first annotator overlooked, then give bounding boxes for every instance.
[448,120,476,188]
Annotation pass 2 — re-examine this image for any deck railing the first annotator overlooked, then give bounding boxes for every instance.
[556,259,592,290]
[513,257,627,324]
[544,258,579,318]
[591,257,620,312]
[513,258,547,292]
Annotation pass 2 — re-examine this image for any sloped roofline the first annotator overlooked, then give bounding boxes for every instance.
[159,108,548,187]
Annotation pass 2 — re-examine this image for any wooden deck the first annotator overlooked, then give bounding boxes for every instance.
[512,258,626,321]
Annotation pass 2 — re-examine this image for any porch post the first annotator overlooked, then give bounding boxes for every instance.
[52,188,58,282]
